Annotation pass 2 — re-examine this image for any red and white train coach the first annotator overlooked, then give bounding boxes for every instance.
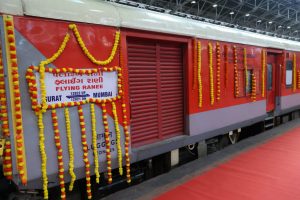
[1,0,300,199]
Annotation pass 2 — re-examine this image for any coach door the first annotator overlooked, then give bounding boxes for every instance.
[127,38,185,147]
[266,51,282,112]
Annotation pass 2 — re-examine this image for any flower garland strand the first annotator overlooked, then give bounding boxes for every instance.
[4,15,26,184]
[224,45,228,88]
[38,112,48,199]
[64,108,76,191]
[69,24,120,66]
[77,106,92,199]
[233,46,239,97]
[261,50,266,97]
[101,103,113,184]
[197,41,202,108]
[119,38,132,183]
[112,101,123,175]
[251,73,257,101]
[216,42,221,101]
[244,48,248,88]
[193,39,197,90]
[90,104,100,183]
[208,43,215,105]
[297,70,300,89]
[0,47,13,180]
[51,109,66,200]
[294,53,297,91]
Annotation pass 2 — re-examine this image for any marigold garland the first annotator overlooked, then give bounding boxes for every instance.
[69,24,120,66]
[77,106,92,199]
[297,70,300,89]
[216,42,221,101]
[112,101,123,175]
[197,41,202,108]
[51,109,66,200]
[119,41,132,183]
[224,45,228,88]
[38,112,48,199]
[90,104,100,183]
[64,108,76,191]
[251,73,257,101]
[3,15,26,184]
[294,54,297,90]
[261,50,266,97]
[244,48,248,88]
[208,43,214,105]
[233,46,239,97]
[0,47,12,180]
[193,39,197,90]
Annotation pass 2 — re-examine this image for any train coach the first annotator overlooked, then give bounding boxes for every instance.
[1,0,300,199]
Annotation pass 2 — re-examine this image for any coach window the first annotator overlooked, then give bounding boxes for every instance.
[246,69,252,94]
[286,60,293,87]
[267,64,272,90]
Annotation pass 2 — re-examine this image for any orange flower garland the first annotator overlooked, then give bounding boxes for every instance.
[261,50,266,97]
[0,47,12,180]
[251,73,257,101]
[233,46,239,97]
[208,43,214,105]
[224,45,228,88]
[193,39,197,90]
[112,102,123,176]
[3,15,26,185]
[244,48,248,88]
[119,40,132,183]
[197,41,202,108]
[51,109,66,200]
[78,106,92,199]
[293,53,297,92]
[216,42,221,101]
[64,108,76,191]
[90,104,100,183]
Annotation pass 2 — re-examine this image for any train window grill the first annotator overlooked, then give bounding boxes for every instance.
[246,69,253,94]
[267,64,273,90]
[286,60,293,87]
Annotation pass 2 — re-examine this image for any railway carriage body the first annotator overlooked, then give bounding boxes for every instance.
[1,0,300,197]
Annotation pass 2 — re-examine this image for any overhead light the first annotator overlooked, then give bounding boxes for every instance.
[257,20,262,23]
[278,25,282,28]
[191,0,196,3]
[245,13,250,17]
[287,26,291,29]
[212,4,218,7]
[295,30,298,32]
[268,21,272,24]
[229,11,234,15]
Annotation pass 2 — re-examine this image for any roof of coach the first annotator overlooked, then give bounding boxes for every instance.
[1,0,300,51]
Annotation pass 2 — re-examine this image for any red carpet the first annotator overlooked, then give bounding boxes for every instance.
[155,127,300,200]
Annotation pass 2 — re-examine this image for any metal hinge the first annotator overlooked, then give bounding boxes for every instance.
[0,138,5,157]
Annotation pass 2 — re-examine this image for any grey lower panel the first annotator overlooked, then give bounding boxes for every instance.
[189,100,266,135]
[280,93,300,110]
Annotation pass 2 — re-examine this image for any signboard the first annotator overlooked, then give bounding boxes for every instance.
[36,70,118,105]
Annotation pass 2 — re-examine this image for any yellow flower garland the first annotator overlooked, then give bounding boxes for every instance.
[3,141,12,180]
[216,42,221,101]
[51,109,66,200]
[69,24,120,66]
[64,108,76,191]
[233,46,239,97]
[297,70,300,89]
[77,106,92,199]
[90,104,100,183]
[112,101,123,176]
[197,41,202,108]
[251,73,257,101]
[244,48,248,88]
[193,39,197,90]
[294,54,297,90]
[224,45,228,88]
[38,112,48,199]
[208,43,214,105]
[262,50,266,97]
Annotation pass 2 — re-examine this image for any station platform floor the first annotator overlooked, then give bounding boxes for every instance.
[103,118,300,200]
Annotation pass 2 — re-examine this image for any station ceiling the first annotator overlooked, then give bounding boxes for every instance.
[112,0,300,41]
